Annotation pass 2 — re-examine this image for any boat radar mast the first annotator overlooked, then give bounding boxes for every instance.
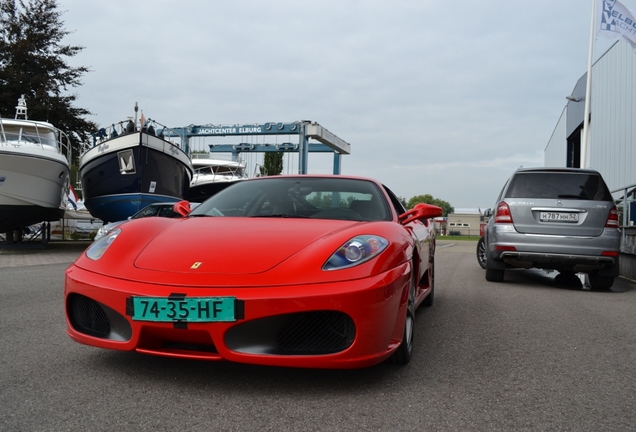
[15,94,28,120]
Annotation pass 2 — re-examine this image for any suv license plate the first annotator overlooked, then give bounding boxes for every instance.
[539,212,579,223]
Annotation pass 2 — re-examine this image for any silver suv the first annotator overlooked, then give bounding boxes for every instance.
[484,167,620,290]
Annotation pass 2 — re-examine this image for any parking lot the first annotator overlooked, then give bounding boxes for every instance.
[1,240,635,431]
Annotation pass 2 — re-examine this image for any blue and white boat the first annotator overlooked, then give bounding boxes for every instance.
[79,104,193,223]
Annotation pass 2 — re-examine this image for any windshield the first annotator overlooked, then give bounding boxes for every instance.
[1,124,57,147]
[190,177,391,221]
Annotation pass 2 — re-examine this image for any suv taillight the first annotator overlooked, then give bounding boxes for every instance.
[605,205,620,228]
[494,202,513,224]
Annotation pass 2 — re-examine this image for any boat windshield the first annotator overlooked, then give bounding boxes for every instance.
[193,162,247,179]
[1,124,57,147]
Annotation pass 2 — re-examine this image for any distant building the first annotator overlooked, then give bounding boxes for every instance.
[432,217,447,236]
[446,209,483,237]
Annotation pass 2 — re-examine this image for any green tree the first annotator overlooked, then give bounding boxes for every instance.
[407,194,454,217]
[306,192,350,209]
[0,0,96,166]
[261,151,284,176]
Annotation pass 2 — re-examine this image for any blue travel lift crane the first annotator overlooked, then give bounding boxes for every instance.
[162,121,351,174]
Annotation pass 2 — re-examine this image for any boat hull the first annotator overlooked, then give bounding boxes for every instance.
[0,150,69,233]
[79,131,192,223]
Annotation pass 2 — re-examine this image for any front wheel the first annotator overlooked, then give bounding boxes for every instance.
[476,237,487,269]
[389,271,415,365]
[422,259,434,307]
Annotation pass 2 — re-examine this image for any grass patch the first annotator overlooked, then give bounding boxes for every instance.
[438,235,480,241]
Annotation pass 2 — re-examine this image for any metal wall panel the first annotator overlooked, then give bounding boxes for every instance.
[544,107,567,166]
[589,42,636,192]
[546,41,636,193]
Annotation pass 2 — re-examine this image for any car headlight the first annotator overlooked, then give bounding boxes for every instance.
[86,228,121,260]
[323,235,388,270]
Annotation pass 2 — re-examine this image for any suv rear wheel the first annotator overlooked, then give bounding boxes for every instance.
[484,243,505,282]
[476,237,487,269]
[485,267,504,282]
[588,272,614,291]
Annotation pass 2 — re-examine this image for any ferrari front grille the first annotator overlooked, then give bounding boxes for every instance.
[276,311,355,354]
[68,294,111,338]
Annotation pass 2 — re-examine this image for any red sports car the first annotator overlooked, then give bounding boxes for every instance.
[65,175,442,369]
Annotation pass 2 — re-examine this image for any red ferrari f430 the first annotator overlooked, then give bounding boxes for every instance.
[65,175,442,369]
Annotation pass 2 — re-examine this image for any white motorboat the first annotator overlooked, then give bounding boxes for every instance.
[187,155,248,202]
[0,95,71,240]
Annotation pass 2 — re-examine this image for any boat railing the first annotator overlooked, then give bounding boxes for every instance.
[60,128,72,163]
[85,118,189,157]
[191,165,248,184]
[0,118,72,163]
[190,153,249,184]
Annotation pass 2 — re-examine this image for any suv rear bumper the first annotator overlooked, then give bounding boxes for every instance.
[498,251,617,274]
[487,226,621,274]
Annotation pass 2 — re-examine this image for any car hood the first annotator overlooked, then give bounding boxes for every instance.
[133,217,353,275]
[74,216,412,287]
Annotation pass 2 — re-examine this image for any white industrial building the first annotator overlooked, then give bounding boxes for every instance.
[545,40,636,278]
[546,41,635,190]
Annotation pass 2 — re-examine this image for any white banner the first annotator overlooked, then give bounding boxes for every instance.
[597,0,636,51]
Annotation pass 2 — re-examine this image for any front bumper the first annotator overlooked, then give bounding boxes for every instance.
[64,263,411,369]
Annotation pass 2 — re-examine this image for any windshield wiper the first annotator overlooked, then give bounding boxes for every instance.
[251,214,309,218]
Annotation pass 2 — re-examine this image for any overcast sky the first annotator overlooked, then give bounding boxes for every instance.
[56,0,617,209]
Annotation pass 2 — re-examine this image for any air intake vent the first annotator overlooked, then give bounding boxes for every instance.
[68,294,110,338]
[276,311,355,354]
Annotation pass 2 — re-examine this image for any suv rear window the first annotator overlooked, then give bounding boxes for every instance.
[505,172,613,201]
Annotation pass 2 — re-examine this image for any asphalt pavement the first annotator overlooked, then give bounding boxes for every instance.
[0,240,90,268]
[2,240,636,431]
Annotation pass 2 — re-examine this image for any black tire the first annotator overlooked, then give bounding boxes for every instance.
[485,266,504,282]
[422,259,434,307]
[484,240,505,282]
[476,237,487,269]
[588,273,615,291]
[390,271,415,365]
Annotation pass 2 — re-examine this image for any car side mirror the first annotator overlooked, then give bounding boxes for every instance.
[483,208,492,217]
[172,200,192,217]
[399,203,443,225]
